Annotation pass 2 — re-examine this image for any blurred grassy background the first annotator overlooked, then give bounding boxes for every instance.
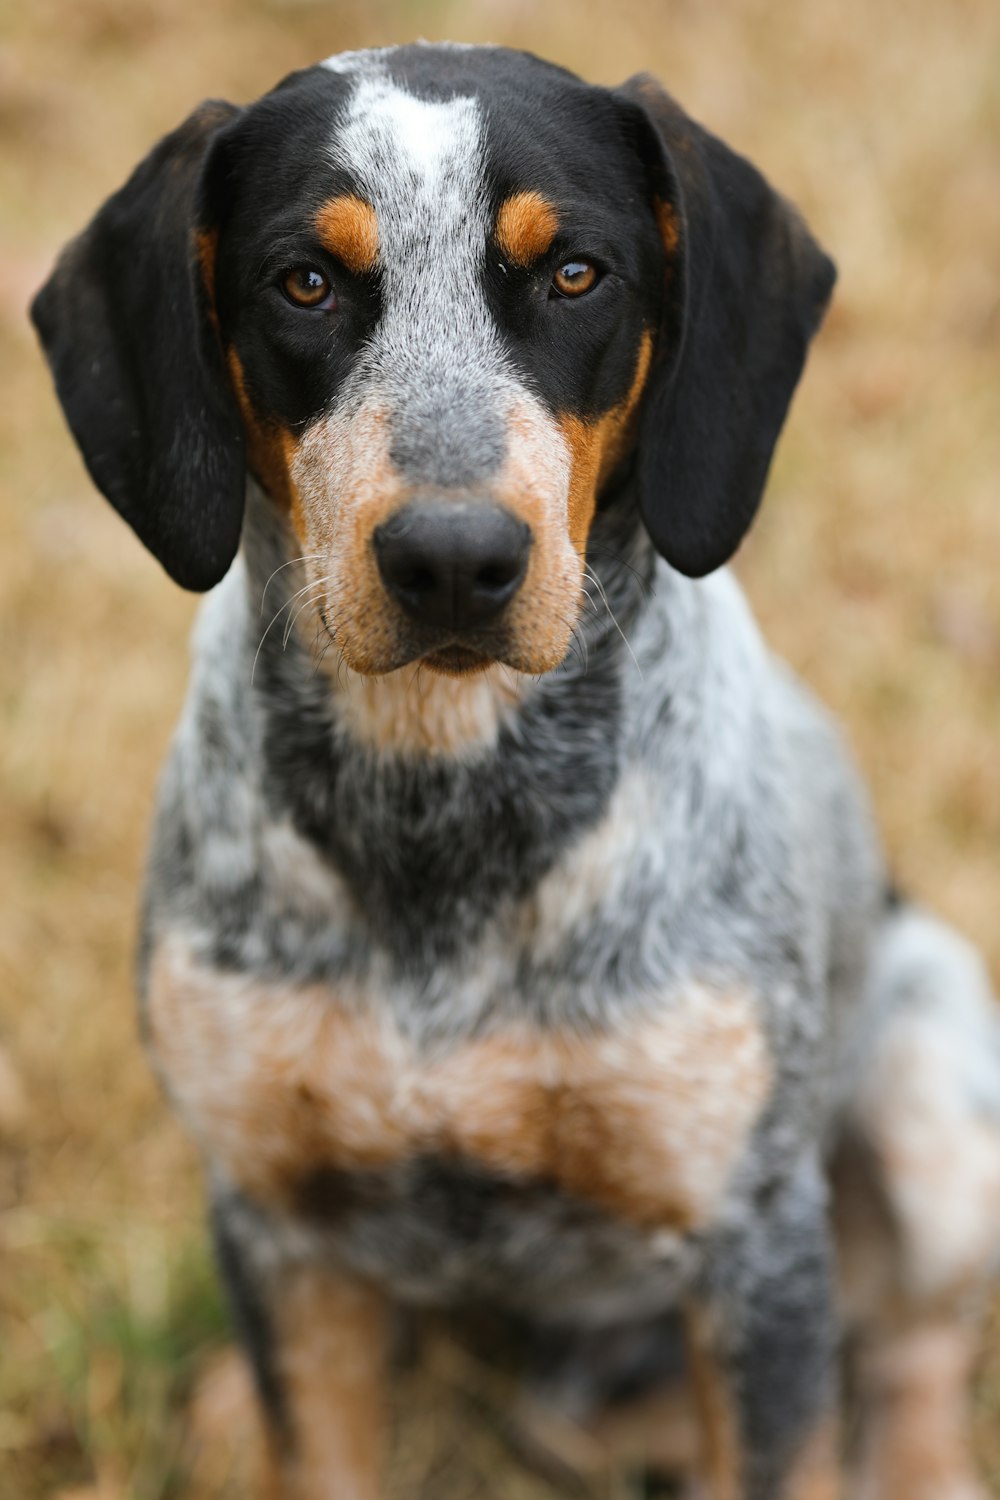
[1,0,998,1495]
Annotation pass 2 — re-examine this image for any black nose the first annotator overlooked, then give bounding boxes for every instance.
[374,501,532,632]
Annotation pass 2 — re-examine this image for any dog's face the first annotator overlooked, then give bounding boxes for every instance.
[213,50,661,675]
[32,45,836,678]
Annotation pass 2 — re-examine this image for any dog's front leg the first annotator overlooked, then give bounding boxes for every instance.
[685,1155,841,1500]
[212,1196,388,1500]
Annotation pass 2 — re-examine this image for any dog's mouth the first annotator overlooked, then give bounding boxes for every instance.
[422,644,495,677]
[316,602,517,678]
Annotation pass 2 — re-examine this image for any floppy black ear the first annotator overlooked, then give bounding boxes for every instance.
[30,101,246,592]
[616,76,836,577]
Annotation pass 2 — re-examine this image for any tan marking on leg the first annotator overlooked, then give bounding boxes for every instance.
[860,1020,1000,1302]
[684,1315,841,1500]
[786,1419,842,1500]
[263,1265,386,1500]
[834,1156,991,1500]
[558,330,654,551]
[855,1324,985,1500]
[833,947,1000,1500]
[494,191,559,267]
[685,1307,742,1500]
[148,939,771,1232]
[514,1381,698,1480]
[315,196,379,276]
[830,1135,897,1328]
[589,1381,699,1474]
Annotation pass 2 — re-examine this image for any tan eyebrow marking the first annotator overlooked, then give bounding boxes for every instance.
[314,194,380,275]
[495,190,560,268]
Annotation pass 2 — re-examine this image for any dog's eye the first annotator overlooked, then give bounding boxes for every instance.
[551,260,598,298]
[281,266,336,310]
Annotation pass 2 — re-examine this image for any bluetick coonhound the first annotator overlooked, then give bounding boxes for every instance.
[31,42,1000,1500]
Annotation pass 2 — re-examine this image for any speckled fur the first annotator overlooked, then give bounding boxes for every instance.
[142,479,879,1489]
[34,40,1000,1499]
[140,450,1000,1495]
[136,395,1000,1500]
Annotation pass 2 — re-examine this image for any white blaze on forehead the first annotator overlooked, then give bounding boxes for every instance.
[320,61,516,485]
[307,51,581,636]
[321,46,394,75]
[345,80,480,191]
[326,67,491,319]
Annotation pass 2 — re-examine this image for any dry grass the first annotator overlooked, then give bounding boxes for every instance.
[1,0,998,1494]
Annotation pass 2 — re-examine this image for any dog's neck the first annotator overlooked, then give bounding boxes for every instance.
[236,483,655,963]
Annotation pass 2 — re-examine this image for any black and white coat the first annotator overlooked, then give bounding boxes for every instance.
[33,42,1000,1500]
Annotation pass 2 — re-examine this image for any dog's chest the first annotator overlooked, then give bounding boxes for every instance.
[148,938,771,1260]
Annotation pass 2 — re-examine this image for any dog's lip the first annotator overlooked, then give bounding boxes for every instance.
[422,644,494,675]
[317,609,509,676]
[321,620,498,676]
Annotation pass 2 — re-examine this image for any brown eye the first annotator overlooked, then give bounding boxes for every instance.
[552,260,598,298]
[282,266,335,309]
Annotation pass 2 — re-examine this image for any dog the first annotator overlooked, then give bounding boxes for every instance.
[31,42,1000,1500]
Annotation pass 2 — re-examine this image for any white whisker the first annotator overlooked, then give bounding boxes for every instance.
[252,575,332,685]
[259,553,325,614]
[584,564,642,679]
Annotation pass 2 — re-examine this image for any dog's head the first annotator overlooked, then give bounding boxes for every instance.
[31,45,834,677]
